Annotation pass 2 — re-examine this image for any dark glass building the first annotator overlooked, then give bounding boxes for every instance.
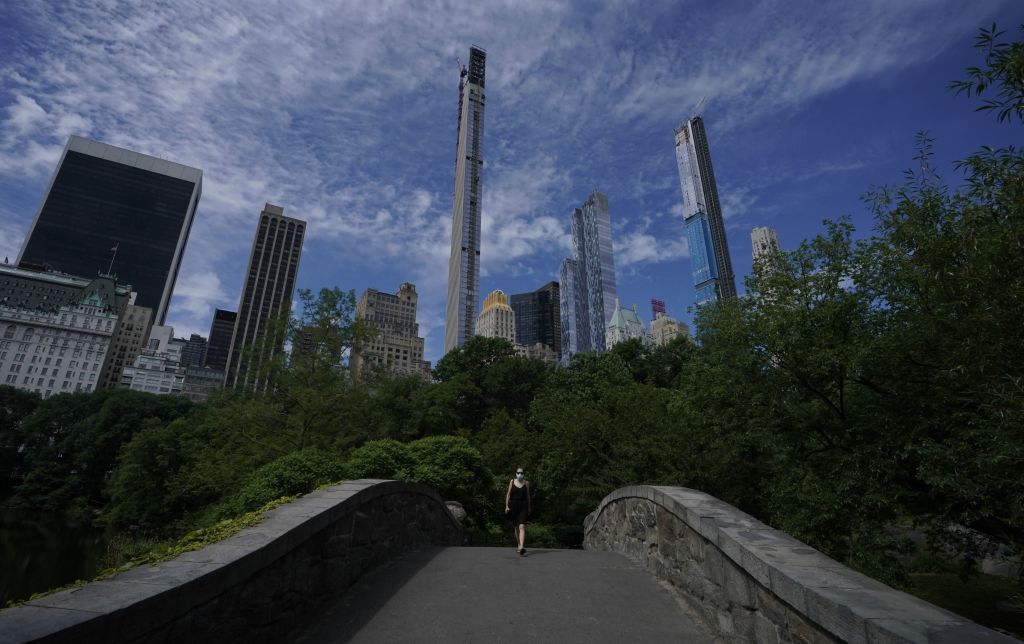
[180,333,208,368]
[225,203,305,390]
[511,281,560,357]
[17,136,202,325]
[204,309,237,372]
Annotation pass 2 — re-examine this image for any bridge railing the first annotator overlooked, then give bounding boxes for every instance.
[584,485,1017,644]
[0,479,462,644]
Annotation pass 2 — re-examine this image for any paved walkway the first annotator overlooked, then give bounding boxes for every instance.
[296,547,712,643]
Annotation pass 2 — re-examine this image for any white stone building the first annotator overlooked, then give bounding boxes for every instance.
[120,326,186,395]
[605,299,651,350]
[0,266,128,398]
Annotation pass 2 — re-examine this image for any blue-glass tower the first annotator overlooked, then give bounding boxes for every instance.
[674,116,736,305]
[558,190,618,361]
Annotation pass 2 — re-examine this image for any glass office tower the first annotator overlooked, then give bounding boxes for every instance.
[558,190,619,361]
[558,259,581,365]
[204,308,236,372]
[572,190,618,352]
[510,281,560,357]
[445,46,487,355]
[674,116,736,305]
[18,135,202,325]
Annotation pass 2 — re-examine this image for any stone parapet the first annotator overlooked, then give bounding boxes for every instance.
[583,486,1018,643]
[0,480,463,644]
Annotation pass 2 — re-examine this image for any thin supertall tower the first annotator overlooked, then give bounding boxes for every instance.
[445,45,486,355]
[674,116,736,305]
[224,203,305,390]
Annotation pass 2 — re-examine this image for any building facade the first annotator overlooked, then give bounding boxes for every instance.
[182,366,225,403]
[515,342,560,367]
[98,297,153,390]
[559,191,618,361]
[510,281,560,359]
[751,226,781,265]
[225,203,305,390]
[204,308,236,371]
[674,116,736,305]
[475,290,516,344]
[350,283,431,378]
[650,311,691,347]
[121,325,186,395]
[180,333,207,368]
[17,135,202,325]
[605,300,651,350]
[0,264,129,398]
[445,46,487,355]
[558,259,581,366]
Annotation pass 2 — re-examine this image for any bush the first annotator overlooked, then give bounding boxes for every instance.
[342,436,494,526]
[215,448,346,519]
[344,439,413,479]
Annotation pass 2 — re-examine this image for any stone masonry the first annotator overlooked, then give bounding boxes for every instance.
[0,480,463,644]
[584,486,1018,644]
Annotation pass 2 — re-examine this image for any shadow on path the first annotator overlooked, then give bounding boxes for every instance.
[295,547,712,644]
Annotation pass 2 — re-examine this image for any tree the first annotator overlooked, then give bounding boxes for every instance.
[951,23,1024,123]
[0,386,39,495]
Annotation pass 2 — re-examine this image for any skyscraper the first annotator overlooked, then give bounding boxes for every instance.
[558,258,581,365]
[475,290,516,344]
[18,135,202,325]
[751,226,781,264]
[510,281,560,357]
[350,283,431,379]
[204,308,236,372]
[224,203,305,390]
[674,116,736,305]
[445,45,487,355]
[98,296,153,390]
[179,333,208,368]
[559,191,618,360]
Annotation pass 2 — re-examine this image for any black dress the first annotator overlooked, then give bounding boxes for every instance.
[507,481,529,526]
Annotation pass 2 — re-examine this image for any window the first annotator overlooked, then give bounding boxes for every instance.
[3,325,13,339]
[22,327,34,341]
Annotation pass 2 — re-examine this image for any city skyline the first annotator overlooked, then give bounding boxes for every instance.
[0,2,1020,364]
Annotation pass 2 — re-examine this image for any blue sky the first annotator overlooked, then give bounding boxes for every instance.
[1,0,1021,363]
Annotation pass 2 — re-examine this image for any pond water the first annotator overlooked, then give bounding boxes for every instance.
[0,509,109,606]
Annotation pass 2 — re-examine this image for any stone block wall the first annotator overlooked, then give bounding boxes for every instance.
[0,480,463,644]
[584,486,1018,643]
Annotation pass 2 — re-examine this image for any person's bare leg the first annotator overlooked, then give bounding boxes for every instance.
[518,524,526,550]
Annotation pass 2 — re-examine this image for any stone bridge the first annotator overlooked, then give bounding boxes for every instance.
[0,480,1016,643]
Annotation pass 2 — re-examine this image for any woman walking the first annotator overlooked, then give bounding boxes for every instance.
[505,468,531,555]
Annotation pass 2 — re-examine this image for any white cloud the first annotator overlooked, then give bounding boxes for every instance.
[0,0,1005,361]
[615,231,689,268]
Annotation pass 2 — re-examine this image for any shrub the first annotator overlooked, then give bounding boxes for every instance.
[216,448,346,518]
[344,439,413,479]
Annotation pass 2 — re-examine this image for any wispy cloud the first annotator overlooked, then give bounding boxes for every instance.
[0,0,1008,359]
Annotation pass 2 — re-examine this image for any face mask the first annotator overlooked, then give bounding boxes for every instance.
[516,473,524,480]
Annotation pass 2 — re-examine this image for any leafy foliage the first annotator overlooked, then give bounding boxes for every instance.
[951,23,1024,123]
